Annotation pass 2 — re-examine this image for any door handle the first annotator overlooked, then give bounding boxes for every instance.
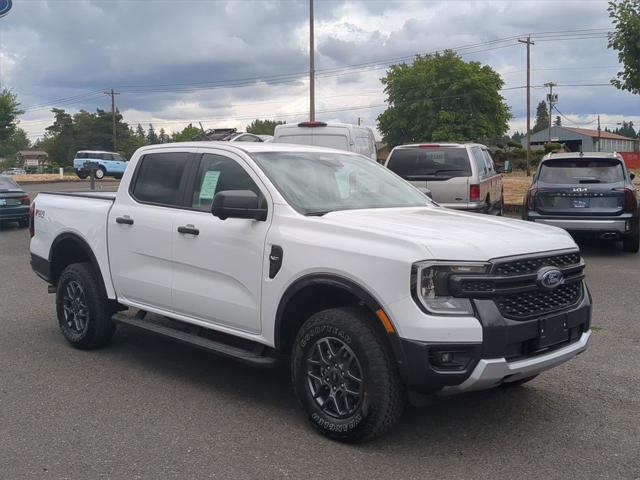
[177,225,199,236]
[115,216,134,225]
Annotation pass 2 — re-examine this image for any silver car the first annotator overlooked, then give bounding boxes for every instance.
[385,143,504,214]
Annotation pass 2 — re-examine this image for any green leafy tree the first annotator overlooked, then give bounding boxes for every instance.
[511,131,525,142]
[0,89,25,145]
[554,115,562,127]
[0,127,30,160]
[170,123,202,142]
[246,119,285,136]
[608,0,640,94]
[135,123,146,139]
[376,51,511,146]
[532,101,549,133]
[43,108,76,166]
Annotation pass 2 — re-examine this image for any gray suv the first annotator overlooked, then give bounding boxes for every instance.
[522,152,639,253]
[385,143,504,214]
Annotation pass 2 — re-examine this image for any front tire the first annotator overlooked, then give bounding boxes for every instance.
[94,167,105,180]
[77,172,88,180]
[291,307,405,442]
[622,228,639,253]
[56,262,115,349]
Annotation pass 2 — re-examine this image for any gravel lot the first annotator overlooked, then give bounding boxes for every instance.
[0,183,639,479]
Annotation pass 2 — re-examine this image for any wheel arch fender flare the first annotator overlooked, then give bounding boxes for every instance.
[49,232,109,298]
[274,273,406,364]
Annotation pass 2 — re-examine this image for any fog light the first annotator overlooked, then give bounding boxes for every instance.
[429,350,472,371]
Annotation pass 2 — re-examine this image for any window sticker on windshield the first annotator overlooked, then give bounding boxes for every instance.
[199,170,221,200]
[424,151,445,163]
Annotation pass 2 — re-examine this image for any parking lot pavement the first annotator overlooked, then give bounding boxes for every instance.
[1,187,639,480]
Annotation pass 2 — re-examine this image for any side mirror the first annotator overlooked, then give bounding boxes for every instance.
[630,172,636,181]
[212,190,267,221]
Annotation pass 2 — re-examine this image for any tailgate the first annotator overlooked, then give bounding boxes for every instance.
[536,188,625,215]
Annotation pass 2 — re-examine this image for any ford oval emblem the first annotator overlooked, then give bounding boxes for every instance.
[537,267,564,290]
[0,0,12,18]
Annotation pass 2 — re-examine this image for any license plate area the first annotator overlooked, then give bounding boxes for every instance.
[535,316,569,349]
[570,198,590,208]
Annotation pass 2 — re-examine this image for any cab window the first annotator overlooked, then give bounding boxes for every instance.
[131,152,190,206]
[191,154,262,212]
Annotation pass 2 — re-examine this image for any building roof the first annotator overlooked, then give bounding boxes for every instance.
[17,150,48,156]
[562,127,637,141]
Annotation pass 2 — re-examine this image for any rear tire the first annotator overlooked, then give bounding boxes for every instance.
[56,262,115,349]
[94,167,105,180]
[77,172,88,180]
[291,307,405,442]
[622,228,639,253]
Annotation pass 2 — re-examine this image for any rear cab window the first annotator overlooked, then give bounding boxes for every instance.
[539,158,625,184]
[386,146,471,179]
[130,152,191,206]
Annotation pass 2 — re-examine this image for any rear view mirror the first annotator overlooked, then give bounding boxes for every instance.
[212,190,267,221]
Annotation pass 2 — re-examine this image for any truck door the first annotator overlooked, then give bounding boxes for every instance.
[108,151,192,311]
[171,151,270,334]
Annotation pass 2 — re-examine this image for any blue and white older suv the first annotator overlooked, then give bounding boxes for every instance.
[73,150,128,180]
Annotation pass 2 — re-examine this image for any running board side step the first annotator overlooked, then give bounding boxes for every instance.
[112,313,277,368]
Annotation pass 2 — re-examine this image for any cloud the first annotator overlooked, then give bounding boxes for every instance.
[0,0,635,142]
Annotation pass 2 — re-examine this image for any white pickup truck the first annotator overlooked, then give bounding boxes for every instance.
[29,142,591,442]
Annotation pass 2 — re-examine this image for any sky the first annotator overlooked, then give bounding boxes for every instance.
[0,0,639,143]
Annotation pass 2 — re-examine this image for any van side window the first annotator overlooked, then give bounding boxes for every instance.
[482,150,495,173]
[131,152,190,206]
[191,154,262,212]
[471,147,488,176]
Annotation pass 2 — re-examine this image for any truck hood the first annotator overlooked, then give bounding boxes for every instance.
[322,206,577,261]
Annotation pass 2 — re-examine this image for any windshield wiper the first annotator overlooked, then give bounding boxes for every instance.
[305,210,333,217]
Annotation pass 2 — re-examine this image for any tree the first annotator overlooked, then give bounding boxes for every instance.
[376,51,511,146]
[0,127,30,160]
[614,120,637,138]
[43,108,76,166]
[246,119,285,136]
[170,123,202,142]
[532,101,549,133]
[135,123,146,139]
[554,115,562,127]
[511,131,525,142]
[147,124,158,144]
[608,0,640,95]
[158,128,170,143]
[0,89,24,145]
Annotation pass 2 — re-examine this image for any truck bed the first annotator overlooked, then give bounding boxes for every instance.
[31,190,117,298]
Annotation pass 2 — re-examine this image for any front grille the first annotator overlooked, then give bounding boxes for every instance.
[493,252,581,276]
[495,282,582,320]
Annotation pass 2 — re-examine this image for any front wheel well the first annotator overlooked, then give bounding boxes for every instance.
[275,280,391,354]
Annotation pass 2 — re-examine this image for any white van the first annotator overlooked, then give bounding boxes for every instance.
[273,121,377,161]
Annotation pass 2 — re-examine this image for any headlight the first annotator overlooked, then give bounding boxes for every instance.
[412,262,489,315]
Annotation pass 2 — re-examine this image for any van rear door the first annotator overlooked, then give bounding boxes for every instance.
[386,145,471,208]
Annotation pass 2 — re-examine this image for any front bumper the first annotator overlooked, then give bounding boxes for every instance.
[441,330,590,394]
[395,282,591,394]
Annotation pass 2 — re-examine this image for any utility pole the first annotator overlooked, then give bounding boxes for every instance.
[104,89,120,151]
[357,117,361,126]
[545,82,557,143]
[518,36,534,176]
[309,0,315,121]
[597,115,601,151]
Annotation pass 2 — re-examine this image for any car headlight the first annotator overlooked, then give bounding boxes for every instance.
[412,262,489,315]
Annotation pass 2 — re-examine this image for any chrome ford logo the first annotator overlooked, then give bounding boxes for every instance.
[0,0,12,18]
[537,267,564,290]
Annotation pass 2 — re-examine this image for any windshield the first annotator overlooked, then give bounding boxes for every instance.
[387,147,471,179]
[251,151,430,215]
[0,176,20,190]
[539,159,625,184]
